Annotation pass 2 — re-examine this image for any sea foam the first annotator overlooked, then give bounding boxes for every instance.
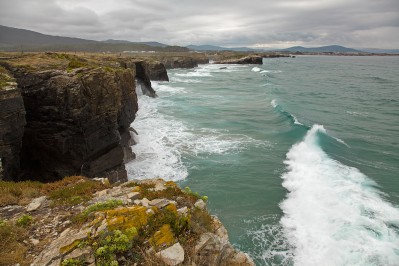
[280,124,399,266]
[126,82,266,181]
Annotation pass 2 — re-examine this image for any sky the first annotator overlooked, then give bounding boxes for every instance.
[0,0,398,48]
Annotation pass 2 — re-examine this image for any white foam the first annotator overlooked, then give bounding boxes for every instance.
[170,77,201,83]
[280,124,399,266]
[252,67,262,72]
[271,99,278,108]
[152,82,186,94]
[175,71,212,77]
[126,86,268,181]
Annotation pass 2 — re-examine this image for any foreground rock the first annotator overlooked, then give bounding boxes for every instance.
[0,177,254,265]
[214,55,263,64]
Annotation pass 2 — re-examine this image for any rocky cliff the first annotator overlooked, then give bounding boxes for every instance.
[0,66,26,180]
[0,53,163,183]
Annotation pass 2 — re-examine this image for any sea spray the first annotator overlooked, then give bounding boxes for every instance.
[280,125,399,266]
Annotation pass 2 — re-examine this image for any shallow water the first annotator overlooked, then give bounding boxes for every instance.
[126,56,399,265]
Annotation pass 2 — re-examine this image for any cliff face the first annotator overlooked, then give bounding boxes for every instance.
[0,67,26,180]
[0,53,146,182]
[213,55,263,64]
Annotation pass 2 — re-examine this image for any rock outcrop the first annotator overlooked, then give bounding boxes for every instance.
[0,66,26,181]
[162,56,209,69]
[0,53,145,182]
[147,61,169,81]
[0,177,254,266]
[214,55,263,64]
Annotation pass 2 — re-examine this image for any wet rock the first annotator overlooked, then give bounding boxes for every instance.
[155,242,185,266]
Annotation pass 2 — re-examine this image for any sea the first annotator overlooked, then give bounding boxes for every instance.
[125,55,399,266]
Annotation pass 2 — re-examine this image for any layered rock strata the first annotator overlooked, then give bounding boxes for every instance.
[0,67,26,180]
[0,53,155,182]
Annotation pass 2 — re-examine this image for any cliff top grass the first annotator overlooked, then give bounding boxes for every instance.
[0,65,16,90]
[0,52,128,73]
[0,175,109,207]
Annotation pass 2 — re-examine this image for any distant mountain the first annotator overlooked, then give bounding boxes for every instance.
[281,45,364,53]
[103,39,168,47]
[0,25,187,52]
[187,44,260,52]
[0,25,95,47]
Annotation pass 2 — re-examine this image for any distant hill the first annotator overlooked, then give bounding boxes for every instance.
[187,44,259,52]
[0,25,187,52]
[280,45,364,53]
[102,39,168,47]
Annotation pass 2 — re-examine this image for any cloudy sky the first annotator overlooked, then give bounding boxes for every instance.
[0,0,398,48]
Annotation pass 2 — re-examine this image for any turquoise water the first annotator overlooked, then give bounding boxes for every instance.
[126,56,399,265]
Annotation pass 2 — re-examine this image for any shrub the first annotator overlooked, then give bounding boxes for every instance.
[16,214,33,227]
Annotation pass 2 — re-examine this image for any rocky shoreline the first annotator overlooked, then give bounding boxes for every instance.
[0,52,262,265]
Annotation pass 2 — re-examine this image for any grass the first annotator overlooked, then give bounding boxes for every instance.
[0,175,109,207]
[0,66,15,89]
[0,220,31,265]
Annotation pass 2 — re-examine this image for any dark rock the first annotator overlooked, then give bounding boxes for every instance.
[0,77,26,180]
[147,61,169,81]
[214,55,263,64]
[162,56,209,69]
[3,65,138,183]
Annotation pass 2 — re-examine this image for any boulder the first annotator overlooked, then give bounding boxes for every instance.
[155,242,185,266]
[26,196,47,212]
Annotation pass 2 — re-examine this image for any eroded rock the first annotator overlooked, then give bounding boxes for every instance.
[155,242,185,266]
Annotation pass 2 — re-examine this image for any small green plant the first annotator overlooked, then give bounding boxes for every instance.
[76,199,124,223]
[16,214,33,227]
[61,258,84,266]
[94,230,131,266]
[184,186,208,201]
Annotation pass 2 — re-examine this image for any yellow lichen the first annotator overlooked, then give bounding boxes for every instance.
[165,203,177,214]
[106,206,149,231]
[131,186,141,192]
[59,239,81,255]
[150,224,175,248]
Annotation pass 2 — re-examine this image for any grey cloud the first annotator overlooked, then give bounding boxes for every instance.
[0,0,398,48]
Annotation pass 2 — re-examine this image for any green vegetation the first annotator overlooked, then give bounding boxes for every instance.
[94,230,131,266]
[76,199,124,223]
[0,66,15,89]
[61,258,85,266]
[16,214,33,227]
